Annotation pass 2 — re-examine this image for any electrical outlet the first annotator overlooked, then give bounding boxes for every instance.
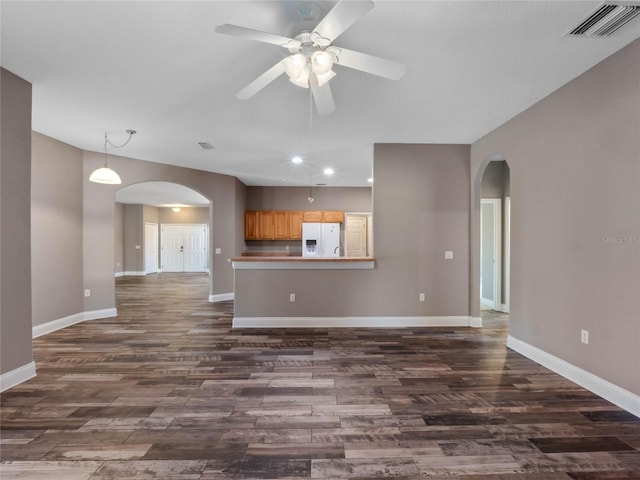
[135,245,141,249]
[419,293,425,302]
[84,289,91,297]
[215,248,222,254]
[581,329,589,344]
[290,293,296,302]
[445,250,454,259]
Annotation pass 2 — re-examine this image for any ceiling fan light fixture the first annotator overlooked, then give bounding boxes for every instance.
[289,71,310,88]
[284,54,307,79]
[316,70,335,87]
[311,50,333,74]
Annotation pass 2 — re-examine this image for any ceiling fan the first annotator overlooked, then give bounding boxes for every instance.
[215,0,405,115]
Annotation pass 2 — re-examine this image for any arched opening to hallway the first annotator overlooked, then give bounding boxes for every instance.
[114,181,212,292]
[476,157,511,328]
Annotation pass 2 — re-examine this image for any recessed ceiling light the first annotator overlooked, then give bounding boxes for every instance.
[367,177,373,183]
[291,155,303,164]
[323,167,334,175]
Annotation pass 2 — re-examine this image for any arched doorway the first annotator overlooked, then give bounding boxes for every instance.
[473,155,511,325]
[480,160,510,313]
[114,181,211,278]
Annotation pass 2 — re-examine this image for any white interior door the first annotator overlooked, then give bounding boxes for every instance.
[144,223,158,274]
[161,224,207,273]
[183,225,207,272]
[345,215,368,257]
[481,199,502,310]
[161,225,184,272]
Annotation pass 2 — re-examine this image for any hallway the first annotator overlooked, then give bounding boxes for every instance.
[1,274,639,479]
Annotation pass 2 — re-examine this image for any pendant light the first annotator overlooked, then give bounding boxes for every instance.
[89,130,136,185]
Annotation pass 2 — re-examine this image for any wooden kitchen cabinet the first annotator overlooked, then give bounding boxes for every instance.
[289,211,303,239]
[258,211,276,239]
[303,211,323,222]
[244,211,259,240]
[322,210,344,223]
[273,211,289,239]
[245,210,344,239]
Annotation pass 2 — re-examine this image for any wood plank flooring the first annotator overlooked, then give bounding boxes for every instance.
[1,273,639,479]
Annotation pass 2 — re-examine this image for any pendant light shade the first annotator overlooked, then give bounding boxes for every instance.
[89,130,136,185]
[89,166,122,185]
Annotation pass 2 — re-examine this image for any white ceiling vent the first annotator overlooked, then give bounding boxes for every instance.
[568,3,640,37]
[196,142,214,150]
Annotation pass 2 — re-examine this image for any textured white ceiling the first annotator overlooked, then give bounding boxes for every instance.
[2,1,639,188]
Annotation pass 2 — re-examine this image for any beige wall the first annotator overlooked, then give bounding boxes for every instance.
[123,204,144,272]
[246,186,371,212]
[31,133,84,327]
[158,206,208,224]
[471,39,640,395]
[235,144,470,318]
[114,202,124,274]
[1,69,33,375]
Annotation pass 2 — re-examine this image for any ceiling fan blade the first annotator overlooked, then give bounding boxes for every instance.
[332,47,405,80]
[313,0,374,43]
[309,73,336,116]
[215,24,300,49]
[236,61,286,100]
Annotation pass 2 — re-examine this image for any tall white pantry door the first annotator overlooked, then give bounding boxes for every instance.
[161,224,207,273]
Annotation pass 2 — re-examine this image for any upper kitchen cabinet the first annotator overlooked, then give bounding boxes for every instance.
[322,211,345,223]
[273,211,290,240]
[245,210,344,240]
[257,211,276,239]
[302,211,323,222]
[302,210,344,223]
[244,210,259,240]
[289,211,303,240]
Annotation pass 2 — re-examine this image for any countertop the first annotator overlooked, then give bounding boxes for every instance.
[233,256,374,262]
[231,256,375,270]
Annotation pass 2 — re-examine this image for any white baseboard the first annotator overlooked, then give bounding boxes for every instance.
[84,308,118,321]
[499,303,509,313]
[470,316,483,328]
[209,293,234,303]
[233,316,473,329]
[507,335,640,418]
[115,271,125,278]
[33,308,118,338]
[1,362,36,392]
[123,271,146,276]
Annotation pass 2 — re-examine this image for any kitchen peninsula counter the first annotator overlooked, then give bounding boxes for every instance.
[231,256,375,270]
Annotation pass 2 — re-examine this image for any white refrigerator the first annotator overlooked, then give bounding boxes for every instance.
[302,223,341,257]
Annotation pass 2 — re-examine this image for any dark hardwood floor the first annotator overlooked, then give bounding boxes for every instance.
[1,273,639,479]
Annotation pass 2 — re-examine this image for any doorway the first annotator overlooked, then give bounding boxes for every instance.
[479,159,510,313]
[161,224,208,273]
[481,199,501,310]
[345,213,372,257]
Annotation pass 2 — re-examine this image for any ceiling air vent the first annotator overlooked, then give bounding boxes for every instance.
[196,142,214,150]
[568,3,640,37]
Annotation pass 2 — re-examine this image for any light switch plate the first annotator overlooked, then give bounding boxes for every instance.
[215,248,222,254]
[445,250,453,259]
